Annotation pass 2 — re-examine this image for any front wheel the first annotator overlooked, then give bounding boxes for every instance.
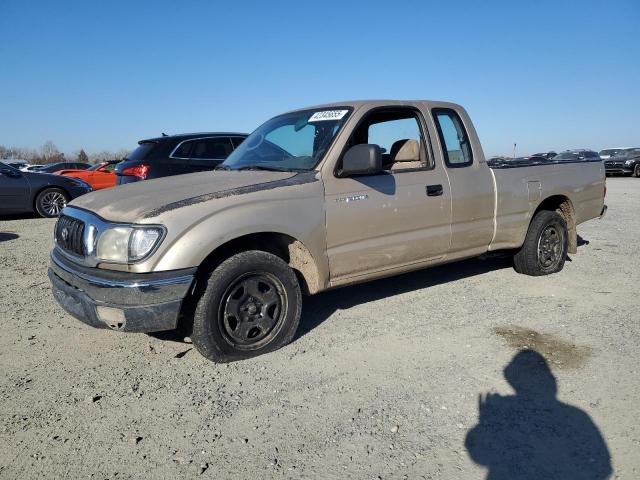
[191,250,302,362]
[633,164,640,178]
[513,210,568,276]
[35,188,69,217]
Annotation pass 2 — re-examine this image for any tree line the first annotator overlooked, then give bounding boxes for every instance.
[0,141,129,165]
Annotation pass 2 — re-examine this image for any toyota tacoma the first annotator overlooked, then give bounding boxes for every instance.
[49,100,607,362]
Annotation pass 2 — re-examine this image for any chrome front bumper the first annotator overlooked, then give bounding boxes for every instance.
[48,250,195,332]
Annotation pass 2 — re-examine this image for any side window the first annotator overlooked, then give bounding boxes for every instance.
[231,137,245,148]
[103,163,117,171]
[190,138,233,160]
[172,140,193,159]
[342,109,429,173]
[433,109,473,167]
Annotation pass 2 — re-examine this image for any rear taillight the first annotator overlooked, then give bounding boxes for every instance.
[121,165,149,179]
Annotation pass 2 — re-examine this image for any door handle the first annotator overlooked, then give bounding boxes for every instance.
[426,184,443,196]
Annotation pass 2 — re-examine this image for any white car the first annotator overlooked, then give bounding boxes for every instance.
[19,164,44,172]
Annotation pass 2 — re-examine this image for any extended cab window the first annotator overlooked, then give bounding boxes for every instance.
[433,109,473,167]
[344,109,430,172]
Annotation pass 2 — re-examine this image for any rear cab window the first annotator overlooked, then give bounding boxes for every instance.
[432,108,473,168]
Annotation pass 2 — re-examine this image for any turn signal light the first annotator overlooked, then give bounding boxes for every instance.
[121,165,149,179]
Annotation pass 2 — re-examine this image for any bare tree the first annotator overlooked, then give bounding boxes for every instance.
[40,141,62,164]
[77,149,89,164]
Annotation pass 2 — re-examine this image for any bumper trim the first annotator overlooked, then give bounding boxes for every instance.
[49,253,195,332]
[50,250,194,306]
[51,249,193,288]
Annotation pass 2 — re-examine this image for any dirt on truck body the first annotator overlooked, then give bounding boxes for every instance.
[48,100,607,362]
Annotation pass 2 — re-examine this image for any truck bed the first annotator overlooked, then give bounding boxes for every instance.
[487,158,606,251]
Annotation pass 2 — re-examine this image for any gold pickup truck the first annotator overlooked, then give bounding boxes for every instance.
[48,100,607,362]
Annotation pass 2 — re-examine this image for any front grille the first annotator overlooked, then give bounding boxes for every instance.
[56,215,85,256]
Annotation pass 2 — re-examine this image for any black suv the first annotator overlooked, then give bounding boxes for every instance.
[604,148,640,177]
[115,133,247,184]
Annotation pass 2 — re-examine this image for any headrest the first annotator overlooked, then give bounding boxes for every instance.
[390,139,420,162]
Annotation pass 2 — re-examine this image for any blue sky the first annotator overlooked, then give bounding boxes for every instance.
[1,0,638,157]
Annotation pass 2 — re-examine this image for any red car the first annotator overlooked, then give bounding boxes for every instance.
[56,160,120,190]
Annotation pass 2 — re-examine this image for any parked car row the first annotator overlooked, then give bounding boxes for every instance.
[0,133,248,217]
[489,147,640,178]
[2,125,635,220]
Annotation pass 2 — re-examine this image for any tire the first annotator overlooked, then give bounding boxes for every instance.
[634,164,640,178]
[513,210,568,276]
[35,188,69,217]
[191,250,302,362]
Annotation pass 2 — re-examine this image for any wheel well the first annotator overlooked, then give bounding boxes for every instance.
[32,185,70,210]
[534,195,577,254]
[194,232,322,295]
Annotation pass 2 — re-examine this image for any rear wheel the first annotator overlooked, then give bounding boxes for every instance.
[35,188,68,217]
[513,210,568,276]
[191,250,302,362]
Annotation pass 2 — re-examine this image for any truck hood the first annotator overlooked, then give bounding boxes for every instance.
[69,170,309,223]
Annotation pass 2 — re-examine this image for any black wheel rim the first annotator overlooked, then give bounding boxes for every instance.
[40,191,66,216]
[218,272,287,350]
[537,225,564,269]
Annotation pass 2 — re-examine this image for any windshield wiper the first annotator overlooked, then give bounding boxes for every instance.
[214,165,232,171]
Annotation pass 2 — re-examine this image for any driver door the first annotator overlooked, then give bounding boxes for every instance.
[324,108,452,283]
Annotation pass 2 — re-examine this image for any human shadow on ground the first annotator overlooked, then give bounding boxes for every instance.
[465,350,612,480]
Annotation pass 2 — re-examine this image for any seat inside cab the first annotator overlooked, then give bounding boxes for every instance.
[346,108,429,172]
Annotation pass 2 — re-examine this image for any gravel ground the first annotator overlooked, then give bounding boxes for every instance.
[0,177,638,479]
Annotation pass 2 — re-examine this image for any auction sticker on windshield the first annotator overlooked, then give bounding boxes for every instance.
[308,110,349,122]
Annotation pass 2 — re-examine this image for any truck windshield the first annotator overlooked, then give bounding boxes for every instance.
[221,108,352,171]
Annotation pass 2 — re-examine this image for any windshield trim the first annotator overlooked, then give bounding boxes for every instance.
[221,106,354,172]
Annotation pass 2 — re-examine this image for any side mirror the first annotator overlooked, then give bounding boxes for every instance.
[340,144,383,177]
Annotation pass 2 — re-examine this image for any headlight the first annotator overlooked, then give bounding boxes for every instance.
[625,159,635,166]
[95,226,165,263]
